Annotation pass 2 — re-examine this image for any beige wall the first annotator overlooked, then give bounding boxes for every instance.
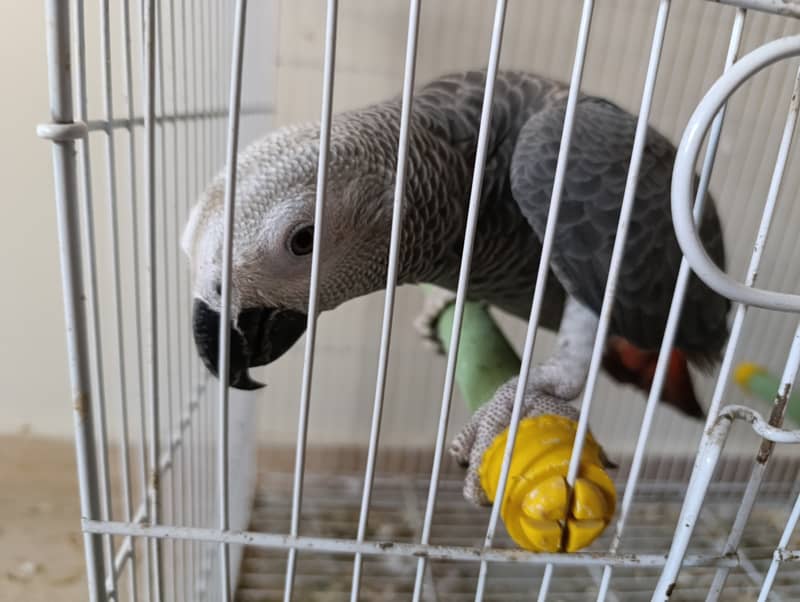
[0,2,70,436]
[4,1,800,464]
[262,0,800,458]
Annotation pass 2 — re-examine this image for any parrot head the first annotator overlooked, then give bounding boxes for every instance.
[182,121,395,389]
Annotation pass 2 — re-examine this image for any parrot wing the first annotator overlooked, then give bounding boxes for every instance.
[508,95,730,415]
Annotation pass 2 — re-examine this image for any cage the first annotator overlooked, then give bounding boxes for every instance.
[36,0,800,600]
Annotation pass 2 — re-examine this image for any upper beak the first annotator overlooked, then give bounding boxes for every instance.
[192,299,307,390]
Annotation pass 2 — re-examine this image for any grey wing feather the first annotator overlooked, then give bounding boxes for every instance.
[509,95,730,364]
[413,70,565,204]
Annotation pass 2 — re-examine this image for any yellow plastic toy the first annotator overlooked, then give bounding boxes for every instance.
[479,415,616,552]
[426,287,616,552]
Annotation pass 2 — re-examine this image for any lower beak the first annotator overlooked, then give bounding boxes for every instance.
[192,299,307,390]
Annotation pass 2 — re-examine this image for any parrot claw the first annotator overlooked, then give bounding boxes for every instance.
[413,286,457,355]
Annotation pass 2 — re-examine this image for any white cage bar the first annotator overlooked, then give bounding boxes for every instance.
[37,0,800,601]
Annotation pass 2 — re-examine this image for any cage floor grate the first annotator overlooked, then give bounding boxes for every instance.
[235,471,800,601]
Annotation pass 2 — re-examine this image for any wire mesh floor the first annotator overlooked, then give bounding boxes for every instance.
[235,468,800,601]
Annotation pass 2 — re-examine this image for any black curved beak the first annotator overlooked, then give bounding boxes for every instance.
[192,299,307,390]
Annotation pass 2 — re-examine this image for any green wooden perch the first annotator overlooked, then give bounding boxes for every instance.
[419,286,616,553]
[428,292,521,413]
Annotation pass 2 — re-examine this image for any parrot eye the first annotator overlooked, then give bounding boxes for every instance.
[289,225,314,256]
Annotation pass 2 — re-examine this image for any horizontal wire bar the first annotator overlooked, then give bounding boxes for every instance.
[84,103,273,133]
[82,520,742,569]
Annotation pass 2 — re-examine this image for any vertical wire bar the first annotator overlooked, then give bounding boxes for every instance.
[199,0,210,197]
[759,462,800,601]
[217,1,249,599]
[200,8,213,600]
[73,0,118,597]
[178,0,200,594]
[155,3,180,598]
[206,2,225,601]
[705,67,800,602]
[410,3,508,600]
[207,3,220,588]
[656,65,800,598]
[143,0,164,598]
[207,1,220,593]
[204,0,214,180]
[98,0,138,598]
[562,0,669,493]
[204,3,219,593]
[349,1,421,599]
[166,0,191,596]
[283,2,338,600]
[187,0,209,589]
[120,0,153,595]
[596,10,747,601]
[655,324,800,599]
[470,2,595,600]
[217,7,233,588]
[41,0,106,598]
[218,3,234,594]
[216,0,225,171]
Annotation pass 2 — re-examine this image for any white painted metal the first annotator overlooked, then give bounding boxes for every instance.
[759,481,800,600]
[38,1,800,601]
[655,392,800,598]
[705,61,800,602]
[82,518,740,569]
[476,1,594,599]
[412,1,509,599]
[217,1,249,599]
[671,34,800,313]
[154,4,180,598]
[73,1,118,597]
[350,1,421,599]
[597,9,747,601]
[97,0,138,597]
[40,0,106,598]
[142,1,165,598]
[283,2,339,600]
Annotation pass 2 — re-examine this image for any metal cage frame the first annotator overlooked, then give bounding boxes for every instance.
[37,0,800,600]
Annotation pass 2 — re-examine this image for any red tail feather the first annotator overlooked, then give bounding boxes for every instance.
[602,336,704,419]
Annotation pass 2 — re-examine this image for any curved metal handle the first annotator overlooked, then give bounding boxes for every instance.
[672,34,800,313]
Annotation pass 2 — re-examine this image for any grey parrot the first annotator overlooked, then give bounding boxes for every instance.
[183,70,729,502]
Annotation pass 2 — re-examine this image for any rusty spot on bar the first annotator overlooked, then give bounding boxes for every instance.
[73,392,88,418]
[756,384,791,464]
[666,582,676,596]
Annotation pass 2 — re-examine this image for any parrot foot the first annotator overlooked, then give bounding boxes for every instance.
[449,374,582,506]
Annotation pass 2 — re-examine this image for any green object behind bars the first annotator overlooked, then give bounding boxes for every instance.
[430,293,521,413]
[735,363,800,425]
